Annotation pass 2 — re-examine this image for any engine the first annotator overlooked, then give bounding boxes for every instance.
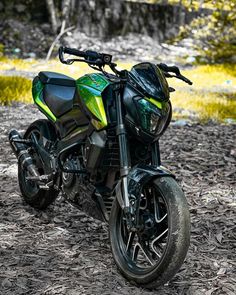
[62,154,105,220]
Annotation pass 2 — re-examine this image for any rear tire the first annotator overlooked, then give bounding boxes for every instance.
[109,177,190,289]
[18,119,58,210]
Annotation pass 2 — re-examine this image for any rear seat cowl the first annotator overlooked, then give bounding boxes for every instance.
[38,71,75,87]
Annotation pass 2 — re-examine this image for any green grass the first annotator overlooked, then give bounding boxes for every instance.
[169,64,236,121]
[0,59,235,122]
[171,89,236,121]
[0,76,32,105]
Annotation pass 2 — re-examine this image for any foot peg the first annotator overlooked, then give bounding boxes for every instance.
[26,174,54,190]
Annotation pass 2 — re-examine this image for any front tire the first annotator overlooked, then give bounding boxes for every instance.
[109,177,190,289]
[18,119,59,210]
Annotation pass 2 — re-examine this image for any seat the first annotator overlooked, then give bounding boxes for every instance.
[39,71,75,87]
[38,72,76,117]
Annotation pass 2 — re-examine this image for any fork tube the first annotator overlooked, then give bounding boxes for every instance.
[152,140,161,166]
[115,88,130,209]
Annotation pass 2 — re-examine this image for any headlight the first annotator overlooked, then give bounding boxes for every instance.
[135,98,171,136]
[150,112,161,133]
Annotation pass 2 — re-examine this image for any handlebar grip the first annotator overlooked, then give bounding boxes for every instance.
[158,63,180,75]
[166,65,180,75]
[63,47,86,58]
[62,47,103,62]
[85,50,101,60]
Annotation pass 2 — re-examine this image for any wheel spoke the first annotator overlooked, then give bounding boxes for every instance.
[126,231,135,252]
[119,185,170,271]
[132,243,139,262]
[150,228,168,256]
[155,213,167,223]
[154,193,167,223]
[138,242,155,266]
[128,237,156,266]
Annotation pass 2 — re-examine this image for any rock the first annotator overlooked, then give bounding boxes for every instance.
[28,52,36,58]
[1,278,12,288]
[13,48,21,54]
[186,56,196,64]
[171,119,190,126]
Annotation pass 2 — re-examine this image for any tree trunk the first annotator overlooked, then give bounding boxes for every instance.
[62,0,71,26]
[46,0,58,34]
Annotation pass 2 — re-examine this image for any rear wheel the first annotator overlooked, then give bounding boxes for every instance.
[109,177,190,288]
[18,120,58,210]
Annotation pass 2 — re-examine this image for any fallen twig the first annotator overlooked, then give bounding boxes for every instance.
[46,20,75,61]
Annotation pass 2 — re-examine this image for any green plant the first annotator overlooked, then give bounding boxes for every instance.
[0,76,32,105]
[177,1,236,63]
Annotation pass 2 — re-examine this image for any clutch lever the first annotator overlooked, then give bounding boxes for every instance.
[58,47,75,65]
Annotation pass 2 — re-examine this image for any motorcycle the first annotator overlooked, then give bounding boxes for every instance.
[9,46,192,288]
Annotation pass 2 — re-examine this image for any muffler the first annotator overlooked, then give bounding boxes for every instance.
[9,129,40,177]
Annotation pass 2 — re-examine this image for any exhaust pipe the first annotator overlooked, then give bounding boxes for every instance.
[9,129,40,177]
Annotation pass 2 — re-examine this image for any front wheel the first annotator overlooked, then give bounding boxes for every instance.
[109,177,190,289]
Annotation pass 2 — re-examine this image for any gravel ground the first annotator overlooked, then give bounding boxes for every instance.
[0,104,235,295]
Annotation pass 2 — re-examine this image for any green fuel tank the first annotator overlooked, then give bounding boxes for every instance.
[76,73,111,130]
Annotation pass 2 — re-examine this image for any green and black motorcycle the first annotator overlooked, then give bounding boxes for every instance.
[9,47,192,288]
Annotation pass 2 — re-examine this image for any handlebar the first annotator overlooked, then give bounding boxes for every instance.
[58,47,192,85]
[157,63,193,85]
[59,46,113,66]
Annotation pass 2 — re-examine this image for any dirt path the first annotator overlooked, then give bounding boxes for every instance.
[0,104,235,295]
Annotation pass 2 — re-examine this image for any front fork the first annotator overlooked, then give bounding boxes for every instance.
[115,87,164,232]
[115,87,162,229]
[115,87,131,212]
[151,140,161,167]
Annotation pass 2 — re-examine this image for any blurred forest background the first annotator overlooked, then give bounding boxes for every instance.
[0,0,236,122]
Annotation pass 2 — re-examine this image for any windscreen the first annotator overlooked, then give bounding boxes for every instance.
[130,63,169,101]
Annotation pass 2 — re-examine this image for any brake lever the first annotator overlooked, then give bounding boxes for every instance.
[178,74,193,85]
[59,47,66,64]
[163,71,193,85]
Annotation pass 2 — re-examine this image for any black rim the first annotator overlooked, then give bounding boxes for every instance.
[117,184,169,274]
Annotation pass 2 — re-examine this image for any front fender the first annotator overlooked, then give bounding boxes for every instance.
[128,163,174,197]
[115,164,174,209]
